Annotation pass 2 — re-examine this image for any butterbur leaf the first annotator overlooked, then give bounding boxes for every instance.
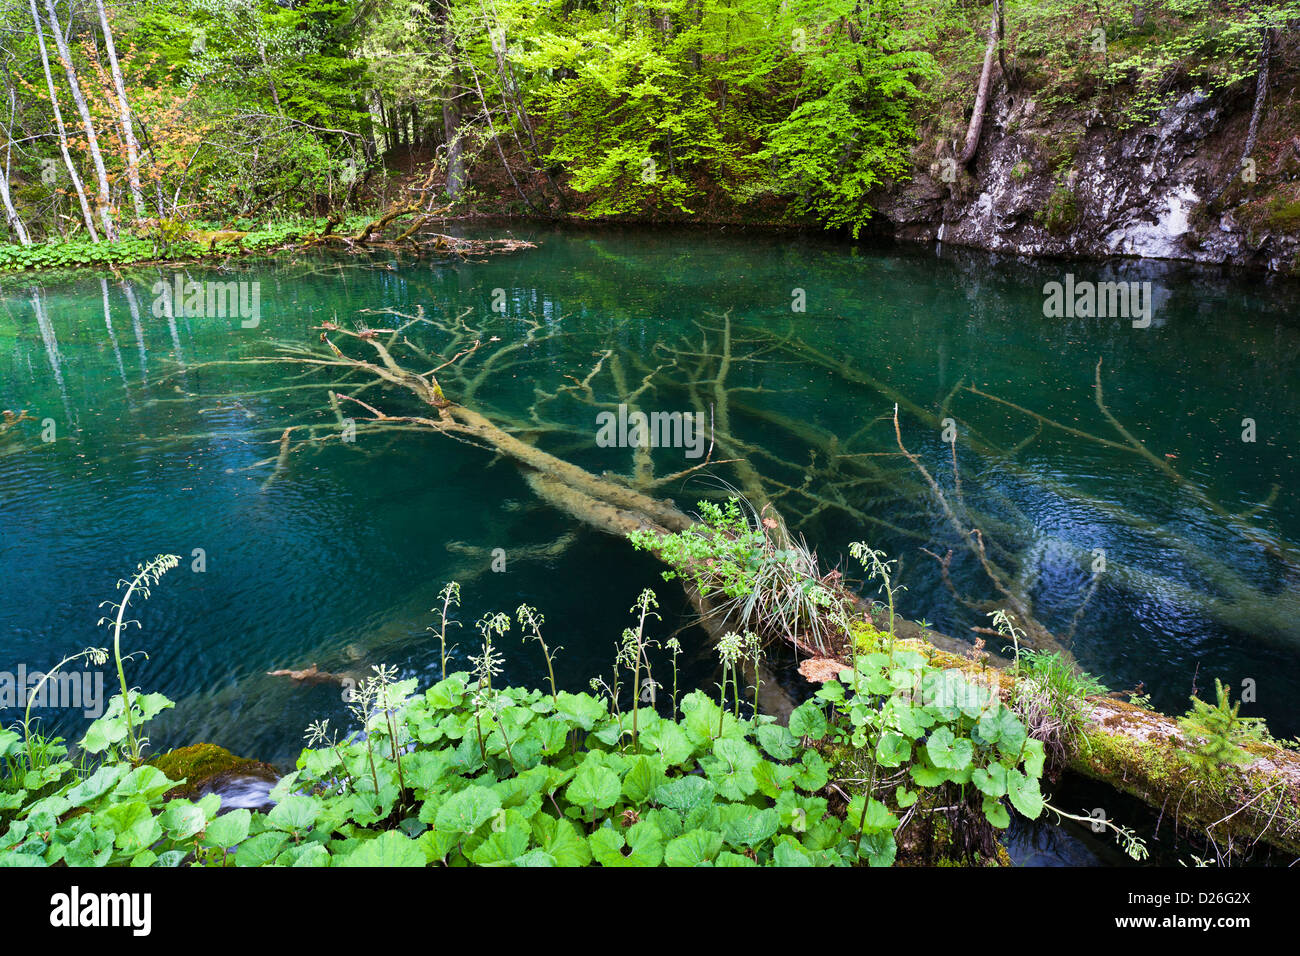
[756,723,797,760]
[663,828,723,867]
[971,762,1008,798]
[267,794,319,833]
[773,836,813,867]
[982,795,1011,829]
[926,727,973,771]
[720,806,779,847]
[159,800,208,840]
[203,808,251,848]
[1022,738,1046,778]
[435,785,502,833]
[0,729,20,758]
[336,831,426,867]
[589,821,663,867]
[104,801,162,854]
[788,700,828,740]
[621,755,666,804]
[1006,768,1044,819]
[716,850,759,866]
[65,765,128,807]
[112,765,176,803]
[653,776,714,813]
[553,691,606,730]
[469,823,531,866]
[234,831,290,867]
[566,762,622,810]
[979,705,1028,756]
[533,816,592,867]
[875,731,910,767]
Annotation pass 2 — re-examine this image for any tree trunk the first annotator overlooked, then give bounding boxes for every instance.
[958,4,999,167]
[1206,27,1273,207]
[0,163,29,244]
[896,637,1300,858]
[28,0,99,240]
[1,78,31,244]
[41,0,116,239]
[91,0,145,220]
[433,0,465,199]
[256,36,284,114]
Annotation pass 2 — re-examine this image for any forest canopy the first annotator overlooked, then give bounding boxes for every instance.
[0,0,1293,243]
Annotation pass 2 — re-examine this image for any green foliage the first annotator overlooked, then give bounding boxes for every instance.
[753,0,937,236]
[0,217,368,273]
[1012,649,1106,766]
[809,643,1045,858]
[1176,678,1269,776]
[1038,185,1078,235]
[629,498,847,653]
[0,561,1047,867]
[0,675,867,867]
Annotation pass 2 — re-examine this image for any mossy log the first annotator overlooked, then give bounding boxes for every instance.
[875,636,1300,858]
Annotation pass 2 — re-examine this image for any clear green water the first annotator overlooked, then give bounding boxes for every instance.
[2,226,1298,781]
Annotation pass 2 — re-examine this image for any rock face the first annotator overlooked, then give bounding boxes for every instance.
[873,82,1300,273]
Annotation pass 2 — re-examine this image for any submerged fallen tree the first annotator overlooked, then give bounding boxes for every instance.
[205,311,1300,861]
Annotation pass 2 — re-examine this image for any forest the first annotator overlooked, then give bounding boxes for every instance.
[1,0,1295,254]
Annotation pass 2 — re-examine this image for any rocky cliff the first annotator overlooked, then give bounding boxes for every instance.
[874,67,1300,274]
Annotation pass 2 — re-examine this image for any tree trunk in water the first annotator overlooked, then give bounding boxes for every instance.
[91,0,145,220]
[41,0,117,239]
[28,0,99,240]
[958,5,999,167]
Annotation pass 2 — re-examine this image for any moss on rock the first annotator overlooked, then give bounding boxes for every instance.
[149,743,279,802]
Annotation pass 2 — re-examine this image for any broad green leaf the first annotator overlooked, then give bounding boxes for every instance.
[756,723,797,760]
[664,828,723,867]
[159,800,208,841]
[267,794,319,833]
[336,831,426,867]
[566,762,622,810]
[204,809,252,848]
[652,776,714,813]
[788,700,828,740]
[875,731,911,767]
[1006,768,1044,819]
[926,727,974,771]
[435,785,502,833]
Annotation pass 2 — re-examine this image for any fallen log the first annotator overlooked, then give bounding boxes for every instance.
[850,634,1300,859]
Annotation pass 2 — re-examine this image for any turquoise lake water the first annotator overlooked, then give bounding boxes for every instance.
[2,226,1297,793]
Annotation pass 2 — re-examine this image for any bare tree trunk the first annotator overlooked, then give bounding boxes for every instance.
[91,0,145,220]
[958,4,999,167]
[41,0,116,238]
[433,0,465,199]
[28,0,99,240]
[0,79,31,244]
[0,164,29,244]
[256,37,284,114]
[1206,28,1273,207]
